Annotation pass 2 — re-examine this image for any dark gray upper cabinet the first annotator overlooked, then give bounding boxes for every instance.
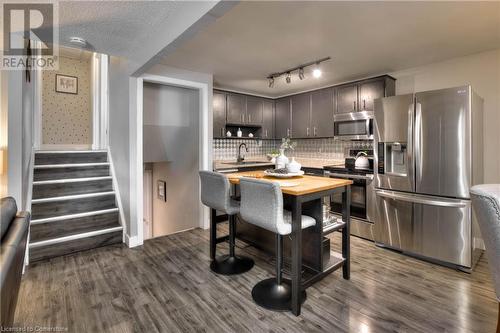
[275,97,291,139]
[291,93,312,138]
[335,76,396,114]
[358,79,386,112]
[336,84,358,114]
[311,88,334,137]
[213,91,226,138]
[245,96,263,125]
[262,99,274,139]
[226,93,246,124]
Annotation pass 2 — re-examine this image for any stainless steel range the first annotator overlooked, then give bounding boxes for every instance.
[324,149,376,241]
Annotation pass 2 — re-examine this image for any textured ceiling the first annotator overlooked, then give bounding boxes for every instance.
[160,1,500,97]
[57,1,184,59]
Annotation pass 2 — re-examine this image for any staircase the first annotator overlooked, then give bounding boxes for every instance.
[29,150,123,262]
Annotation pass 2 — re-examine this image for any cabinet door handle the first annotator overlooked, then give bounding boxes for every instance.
[248,114,251,123]
[314,127,317,136]
[221,128,224,137]
[265,129,268,137]
[287,128,290,137]
[306,127,309,136]
[363,99,366,110]
[353,101,356,111]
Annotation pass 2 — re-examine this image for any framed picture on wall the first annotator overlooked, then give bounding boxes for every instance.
[55,74,78,94]
[157,180,167,202]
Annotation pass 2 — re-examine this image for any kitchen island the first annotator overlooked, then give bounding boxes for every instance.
[215,170,352,315]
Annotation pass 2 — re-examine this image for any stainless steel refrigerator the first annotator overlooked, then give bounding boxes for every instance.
[373,85,483,270]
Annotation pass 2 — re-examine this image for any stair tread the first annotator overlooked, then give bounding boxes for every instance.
[35,162,110,168]
[33,176,112,184]
[32,191,115,203]
[30,212,122,244]
[31,208,119,223]
[36,150,107,153]
[29,230,123,262]
[32,179,113,200]
[30,226,123,247]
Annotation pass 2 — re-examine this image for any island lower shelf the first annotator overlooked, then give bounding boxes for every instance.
[235,217,332,273]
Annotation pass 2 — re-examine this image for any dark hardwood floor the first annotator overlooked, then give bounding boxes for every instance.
[14,227,497,333]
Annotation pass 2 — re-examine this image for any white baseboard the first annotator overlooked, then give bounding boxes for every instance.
[40,144,92,150]
[125,233,143,248]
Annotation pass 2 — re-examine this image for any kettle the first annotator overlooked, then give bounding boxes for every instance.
[354,152,370,169]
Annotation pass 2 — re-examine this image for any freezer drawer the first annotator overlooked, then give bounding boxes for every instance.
[375,189,472,268]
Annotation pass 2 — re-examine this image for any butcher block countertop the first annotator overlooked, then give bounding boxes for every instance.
[213,158,344,171]
[225,170,352,196]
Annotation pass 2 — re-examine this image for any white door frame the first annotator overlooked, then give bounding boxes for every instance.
[130,74,210,248]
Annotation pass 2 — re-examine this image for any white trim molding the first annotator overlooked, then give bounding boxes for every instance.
[107,147,128,246]
[92,54,110,150]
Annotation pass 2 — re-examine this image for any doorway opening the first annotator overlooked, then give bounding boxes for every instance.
[142,82,200,240]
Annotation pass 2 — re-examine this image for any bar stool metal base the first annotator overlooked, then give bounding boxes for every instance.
[251,278,307,311]
[210,255,254,275]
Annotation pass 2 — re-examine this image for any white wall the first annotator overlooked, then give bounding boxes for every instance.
[108,56,132,234]
[4,64,35,210]
[390,48,500,183]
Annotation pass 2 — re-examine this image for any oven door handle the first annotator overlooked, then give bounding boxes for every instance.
[324,171,374,180]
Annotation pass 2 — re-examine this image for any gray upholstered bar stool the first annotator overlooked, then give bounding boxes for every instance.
[199,171,254,275]
[470,184,500,333]
[239,177,316,311]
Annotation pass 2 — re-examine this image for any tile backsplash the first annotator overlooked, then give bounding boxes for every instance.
[213,138,373,161]
[213,139,276,161]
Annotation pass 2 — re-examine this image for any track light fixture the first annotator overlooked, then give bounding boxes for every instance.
[266,56,330,88]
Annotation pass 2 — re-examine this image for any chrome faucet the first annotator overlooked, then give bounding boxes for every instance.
[237,143,249,163]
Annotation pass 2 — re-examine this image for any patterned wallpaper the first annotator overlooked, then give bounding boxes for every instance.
[42,56,91,145]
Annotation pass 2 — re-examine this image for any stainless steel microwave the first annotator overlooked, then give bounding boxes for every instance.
[333,111,374,140]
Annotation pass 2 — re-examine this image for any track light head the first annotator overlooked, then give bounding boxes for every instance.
[286,72,291,84]
[268,77,274,88]
[313,62,322,78]
[298,67,305,80]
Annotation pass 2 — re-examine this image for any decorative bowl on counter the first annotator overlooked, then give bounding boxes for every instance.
[264,169,305,178]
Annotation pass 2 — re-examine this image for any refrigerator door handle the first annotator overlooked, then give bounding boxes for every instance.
[407,102,415,188]
[374,190,469,208]
[414,102,423,184]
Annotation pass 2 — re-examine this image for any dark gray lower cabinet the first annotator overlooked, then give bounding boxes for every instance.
[275,98,291,139]
[311,88,334,137]
[291,93,311,138]
[262,100,274,139]
[213,92,226,138]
